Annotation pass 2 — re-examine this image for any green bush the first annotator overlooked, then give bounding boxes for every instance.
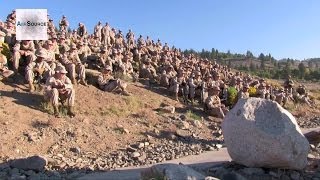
[227,87,238,107]
[1,42,11,61]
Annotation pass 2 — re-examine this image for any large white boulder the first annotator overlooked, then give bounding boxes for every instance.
[222,98,309,170]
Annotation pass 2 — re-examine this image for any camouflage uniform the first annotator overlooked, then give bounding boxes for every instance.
[0,43,14,78]
[61,44,86,85]
[59,16,69,32]
[77,23,87,39]
[257,83,267,99]
[44,66,75,117]
[44,40,58,76]
[25,50,52,91]
[126,29,135,48]
[275,88,286,106]
[204,86,228,118]
[97,66,130,95]
[94,22,102,41]
[101,23,111,46]
[12,40,36,73]
[78,42,92,63]
[97,46,112,67]
[237,84,250,99]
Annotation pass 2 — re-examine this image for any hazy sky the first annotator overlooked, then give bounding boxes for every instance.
[1,0,320,60]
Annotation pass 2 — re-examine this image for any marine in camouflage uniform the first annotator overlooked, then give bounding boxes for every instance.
[12,40,35,73]
[0,43,14,78]
[204,86,229,118]
[25,50,52,92]
[44,65,76,118]
[97,65,130,96]
[61,43,87,85]
[59,15,69,32]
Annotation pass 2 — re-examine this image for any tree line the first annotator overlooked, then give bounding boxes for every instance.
[183,48,320,82]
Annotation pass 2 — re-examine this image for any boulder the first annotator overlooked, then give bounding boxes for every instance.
[222,98,309,170]
[141,163,205,180]
[10,155,47,171]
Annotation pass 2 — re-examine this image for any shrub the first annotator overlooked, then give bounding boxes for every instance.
[185,110,201,121]
[227,87,238,106]
[248,86,257,97]
[1,42,11,61]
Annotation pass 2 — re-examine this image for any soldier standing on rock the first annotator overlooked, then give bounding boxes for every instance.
[59,15,69,32]
[94,21,102,41]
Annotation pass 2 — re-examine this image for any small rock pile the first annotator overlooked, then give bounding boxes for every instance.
[298,116,320,128]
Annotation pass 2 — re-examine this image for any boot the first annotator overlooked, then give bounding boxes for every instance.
[175,93,179,102]
[122,90,131,96]
[29,82,35,92]
[67,106,76,117]
[71,78,77,85]
[53,105,61,118]
[80,79,88,86]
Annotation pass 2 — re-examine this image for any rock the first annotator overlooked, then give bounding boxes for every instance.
[222,98,309,170]
[280,174,291,180]
[141,163,205,180]
[137,143,145,149]
[131,152,140,158]
[10,168,20,176]
[192,120,202,128]
[123,128,130,134]
[67,171,82,179]
[28,174,41,180]
[127,146,137,152]
[178,121,190,130]
[160,105,175,114]
[205,177,220,180]
[25,132,38,142]
[138,153,147,162]
[180,114,187,121]
[211,167,228,178]
[241,167,265,175]
[9,174,26,180]
[175,129,191,138]
[70,147,81,154]
[10,155,47,172]
[206,145,215,151]
[308,153,316,159]
[268,171,279,178]
[24,170,35,176]
[161,131,176,140]
[221,172,247,180]
[289,171,300,180]
[215,144,223,149]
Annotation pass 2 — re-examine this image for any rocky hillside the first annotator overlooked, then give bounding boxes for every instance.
[0,76,319,179]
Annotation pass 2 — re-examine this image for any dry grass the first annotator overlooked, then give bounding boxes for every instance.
[99,96,144,117]
[40,101,68,117]
[186,110,202,121]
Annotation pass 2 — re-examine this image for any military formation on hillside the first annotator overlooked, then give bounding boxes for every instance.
[0,10,314,118]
